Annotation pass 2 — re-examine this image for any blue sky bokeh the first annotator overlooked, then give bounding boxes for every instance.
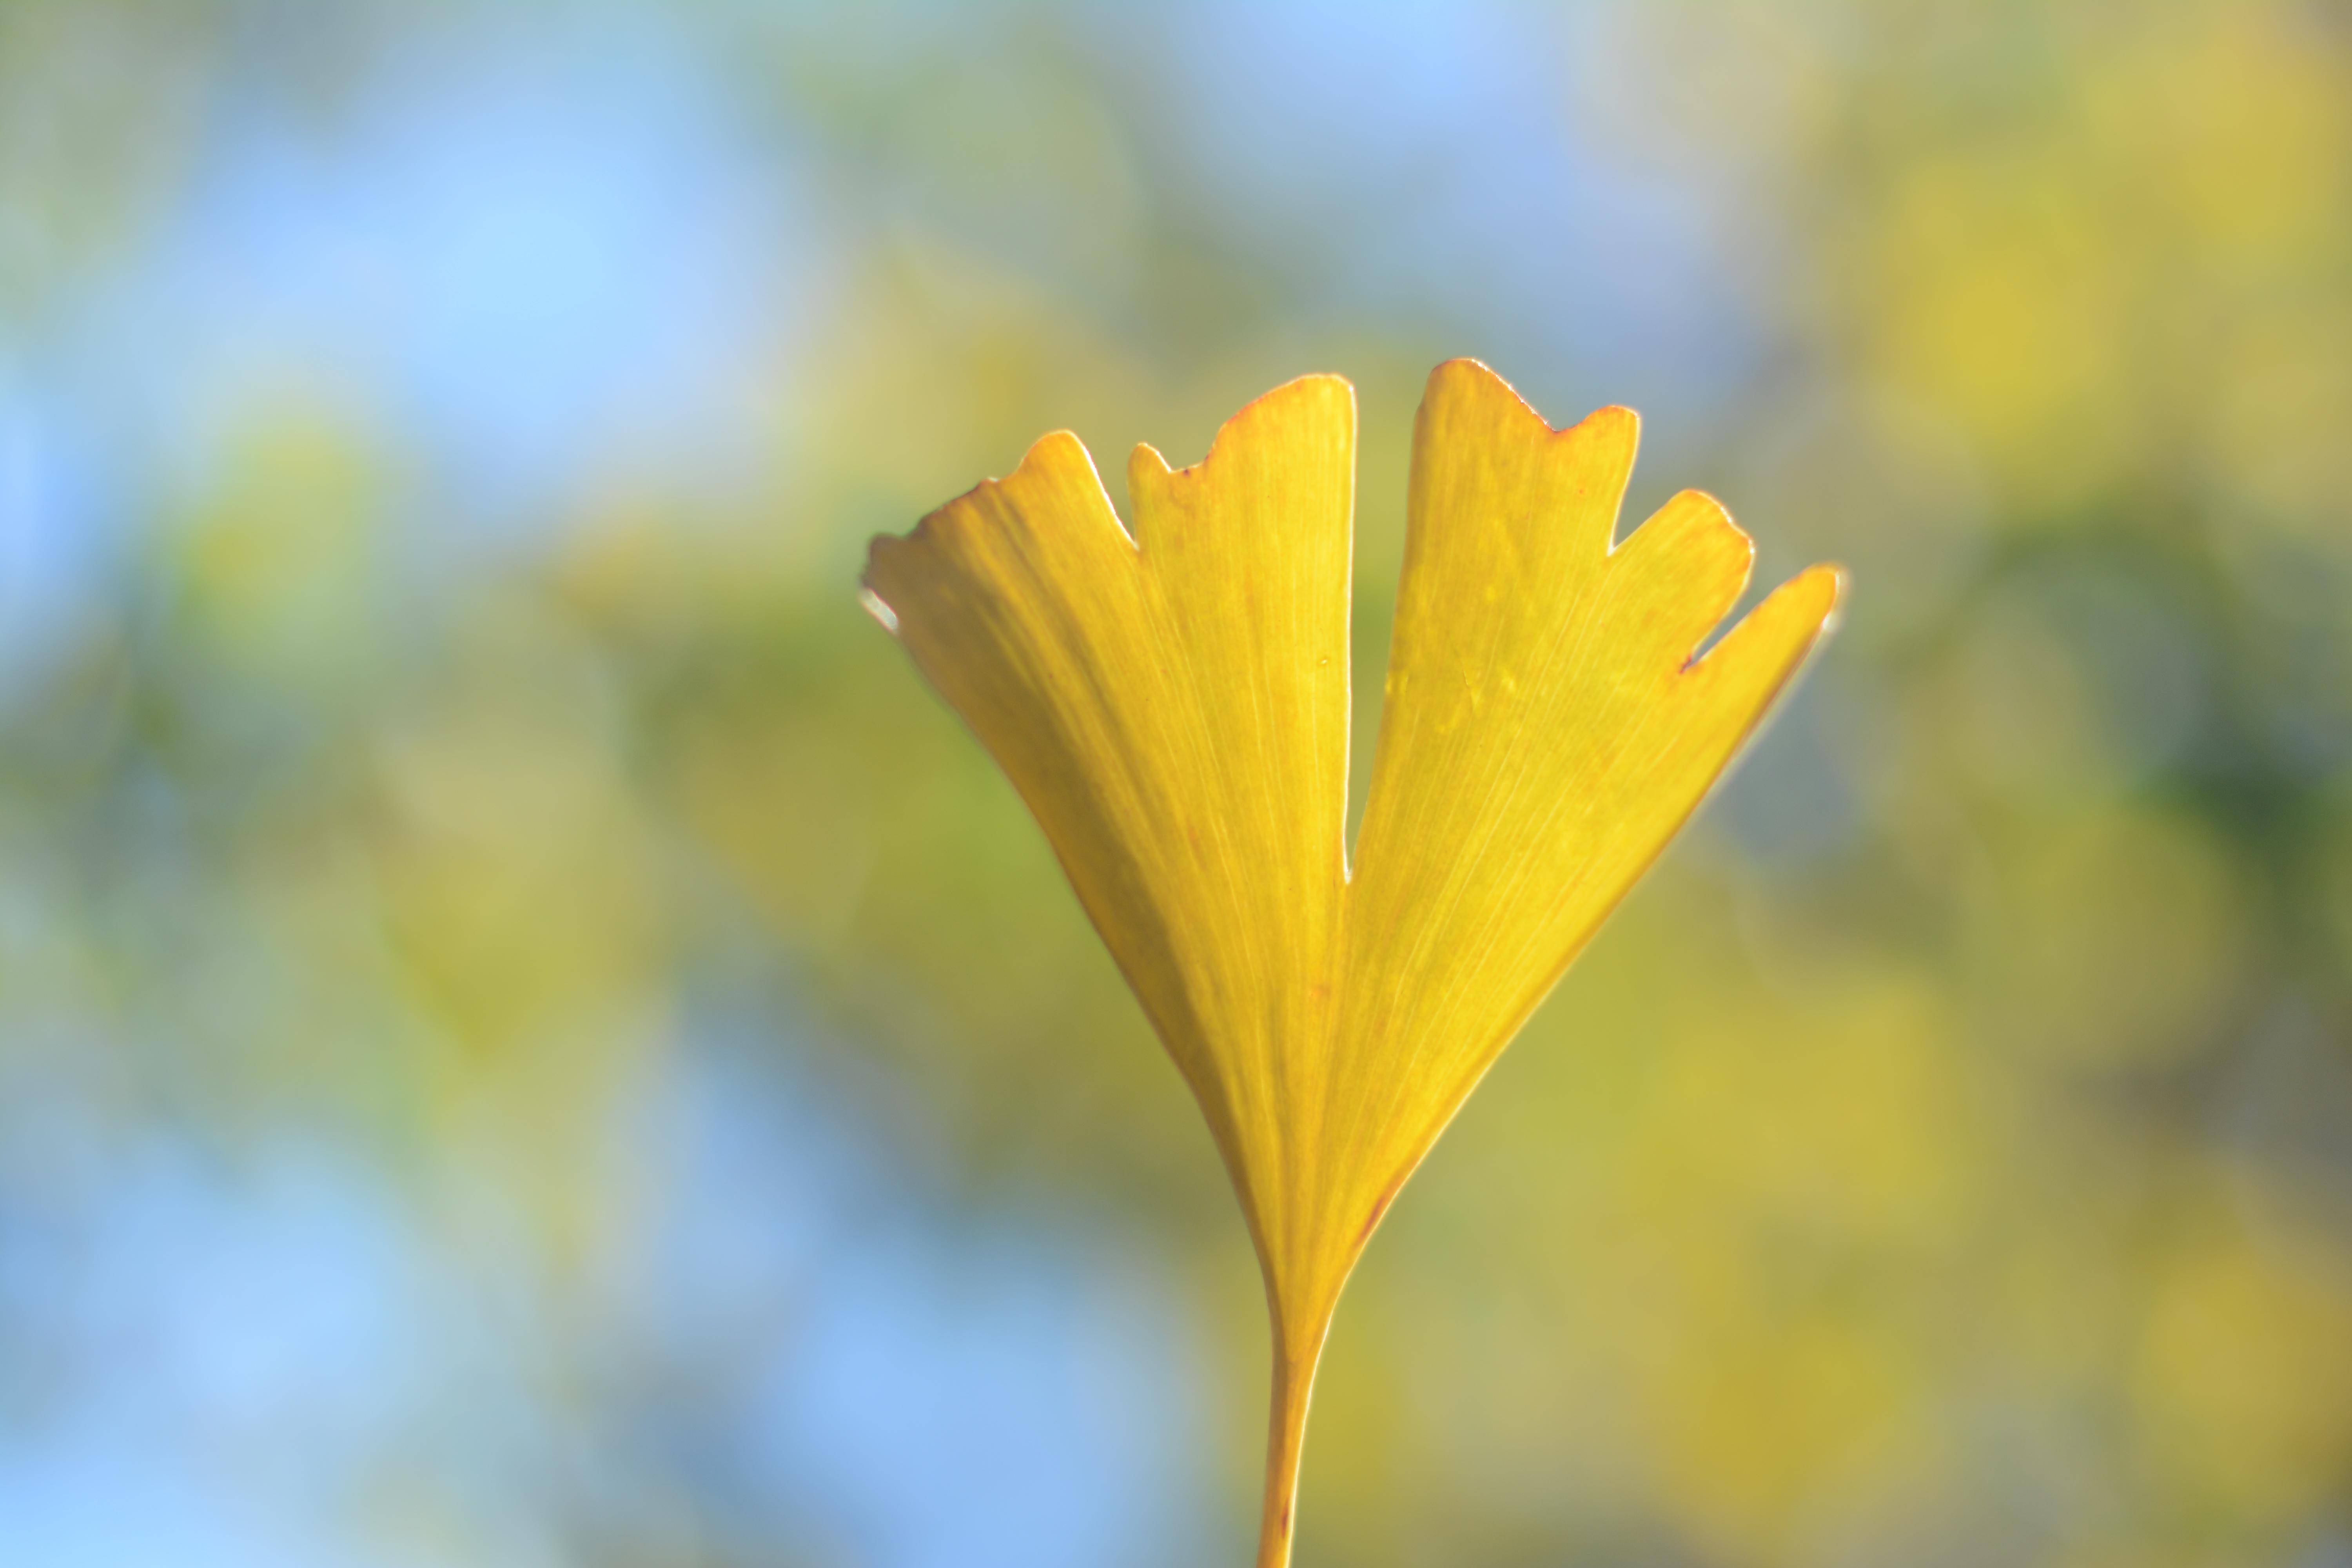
[13,2,2351,1564]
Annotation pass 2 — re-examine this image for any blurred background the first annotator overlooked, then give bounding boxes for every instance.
[4,1,2351,1564]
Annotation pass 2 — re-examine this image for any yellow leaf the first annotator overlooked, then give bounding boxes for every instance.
[863,359,1842,1566]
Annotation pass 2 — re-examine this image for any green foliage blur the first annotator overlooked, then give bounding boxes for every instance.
[5,2,2351,1565]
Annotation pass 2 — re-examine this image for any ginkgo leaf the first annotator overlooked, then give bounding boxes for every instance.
[863,358,1842,1568]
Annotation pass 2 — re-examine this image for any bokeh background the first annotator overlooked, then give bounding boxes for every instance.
[6,1,2352,1564]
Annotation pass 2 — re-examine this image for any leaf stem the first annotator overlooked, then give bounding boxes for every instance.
[1254,1318,1329,1568]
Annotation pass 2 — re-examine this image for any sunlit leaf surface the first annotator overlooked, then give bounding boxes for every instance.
[866,359,1841,1562]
